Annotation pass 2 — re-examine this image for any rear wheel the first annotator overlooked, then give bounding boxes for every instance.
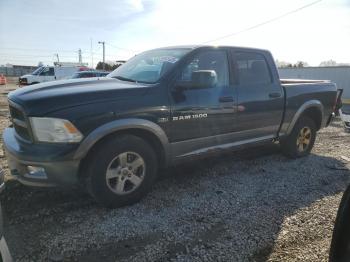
[281,116,316,158]
[85,135,158,208]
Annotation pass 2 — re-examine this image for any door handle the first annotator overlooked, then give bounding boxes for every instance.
[269,92,282,98]
[219,96,234,103]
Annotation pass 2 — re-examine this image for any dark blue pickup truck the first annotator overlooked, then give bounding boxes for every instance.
[3,45,342,207]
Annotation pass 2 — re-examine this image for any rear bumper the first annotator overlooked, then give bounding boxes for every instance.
[326,113,335,127]
[3,128,80,187]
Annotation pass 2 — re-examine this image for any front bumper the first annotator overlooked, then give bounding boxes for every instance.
[3,128,81,187]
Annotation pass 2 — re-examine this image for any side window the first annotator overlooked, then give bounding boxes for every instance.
[82,73,94,78]
[236,52,271,85]
[40,67,54,76]
[48,67,54,76]
[179,50,229,87]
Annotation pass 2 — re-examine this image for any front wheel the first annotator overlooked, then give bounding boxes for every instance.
[281,116,317,158]
[85,135,158,208]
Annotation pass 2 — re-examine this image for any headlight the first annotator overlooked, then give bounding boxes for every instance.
[30,117,83,143]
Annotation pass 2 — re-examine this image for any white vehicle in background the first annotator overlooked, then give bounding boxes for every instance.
[19,63,89,86]
[340,104,350,131]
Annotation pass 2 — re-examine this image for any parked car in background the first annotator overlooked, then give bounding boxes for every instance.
[19,64,89,86]
[340,106,350,131]
[71,71,109,79]
[3,45,342,208]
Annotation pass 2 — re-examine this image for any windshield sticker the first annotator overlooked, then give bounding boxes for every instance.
[158,56,179,64]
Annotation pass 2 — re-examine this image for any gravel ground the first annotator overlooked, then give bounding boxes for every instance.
[0,84,349,261]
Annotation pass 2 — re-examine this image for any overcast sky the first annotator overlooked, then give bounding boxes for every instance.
[0,0,349,67]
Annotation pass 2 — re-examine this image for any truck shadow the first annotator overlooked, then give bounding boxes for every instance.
[1,144,349,261]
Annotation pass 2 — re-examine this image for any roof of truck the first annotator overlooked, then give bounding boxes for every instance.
[149,45,270,53]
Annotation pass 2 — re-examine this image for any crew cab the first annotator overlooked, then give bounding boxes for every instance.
[3,46,341,207]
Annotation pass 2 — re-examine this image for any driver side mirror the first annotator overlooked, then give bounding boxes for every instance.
[175,70,217,90]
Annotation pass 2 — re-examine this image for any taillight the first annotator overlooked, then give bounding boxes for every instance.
[334,89,343,112]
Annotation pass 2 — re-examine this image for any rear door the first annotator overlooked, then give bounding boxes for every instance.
[232,50,284,139]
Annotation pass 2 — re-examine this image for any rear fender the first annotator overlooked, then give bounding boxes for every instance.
[286,100,324,135]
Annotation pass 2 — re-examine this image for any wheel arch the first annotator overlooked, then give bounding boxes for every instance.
[75,119,170,168]
[286,100,324,135]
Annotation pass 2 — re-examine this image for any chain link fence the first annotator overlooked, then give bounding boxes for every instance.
[0,66,37,77]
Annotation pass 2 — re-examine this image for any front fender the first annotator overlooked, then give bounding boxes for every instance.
[73,118,170,163]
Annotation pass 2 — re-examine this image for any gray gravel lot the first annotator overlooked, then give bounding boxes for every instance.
[0,88,349,261]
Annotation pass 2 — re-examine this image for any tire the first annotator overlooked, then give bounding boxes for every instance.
[85,135,158,208]
[281,116,317,158]
[329,185,350,262]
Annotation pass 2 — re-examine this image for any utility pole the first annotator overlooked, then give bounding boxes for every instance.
[78,49,82,64]
[98,41,105,71]
[54,53,60,63]
[90,38,94,69]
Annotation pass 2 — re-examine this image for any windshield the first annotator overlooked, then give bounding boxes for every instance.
[108,48,191,83]
[32,66,44,75]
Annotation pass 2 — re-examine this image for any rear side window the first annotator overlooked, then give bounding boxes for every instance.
[235,52,271,85]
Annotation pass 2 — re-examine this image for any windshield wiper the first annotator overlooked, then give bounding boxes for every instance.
[113,76,137,83]
[112,75,154,84]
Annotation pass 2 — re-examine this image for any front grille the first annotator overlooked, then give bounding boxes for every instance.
[9,102,31,141]
[9,105,25,121]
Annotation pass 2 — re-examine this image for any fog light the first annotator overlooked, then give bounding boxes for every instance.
[26,166,47,179]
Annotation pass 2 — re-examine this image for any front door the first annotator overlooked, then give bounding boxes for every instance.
[169,48,236,143]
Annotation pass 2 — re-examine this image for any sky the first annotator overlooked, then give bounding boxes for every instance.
[0,0,349,67]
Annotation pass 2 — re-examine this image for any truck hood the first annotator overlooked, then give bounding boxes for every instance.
[8,77,151,115]
[20,74,33,78]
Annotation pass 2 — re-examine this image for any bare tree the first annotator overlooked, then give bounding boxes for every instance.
[319,60,337,67]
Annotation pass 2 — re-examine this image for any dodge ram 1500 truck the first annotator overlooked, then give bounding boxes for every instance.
[3,46,342,207]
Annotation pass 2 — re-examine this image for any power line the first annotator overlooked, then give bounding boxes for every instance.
[201,0,323,44]
[105,43,139,53]
[0,47,86,53]
[0,53,82,58]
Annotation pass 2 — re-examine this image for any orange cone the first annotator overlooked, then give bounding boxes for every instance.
[0,74,7,85]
